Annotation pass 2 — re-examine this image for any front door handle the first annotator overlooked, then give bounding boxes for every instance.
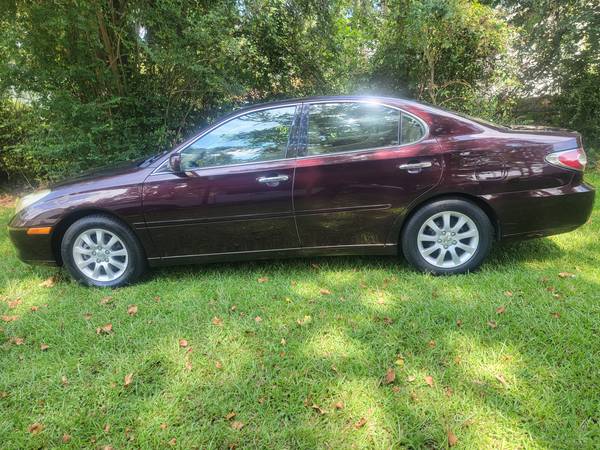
[257,174,289,186]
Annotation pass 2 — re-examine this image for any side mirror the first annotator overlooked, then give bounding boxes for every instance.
[169,154,182,173]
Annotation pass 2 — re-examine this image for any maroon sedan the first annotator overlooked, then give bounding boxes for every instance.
[8,96,595,287]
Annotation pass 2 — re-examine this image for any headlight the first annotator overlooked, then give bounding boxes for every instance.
[15,189,51,214]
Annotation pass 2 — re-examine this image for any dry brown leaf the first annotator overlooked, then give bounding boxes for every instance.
[353,417,367,429]
[487,320,497,329]
[179,339,188,348]
[83,313,92,320]
[551,312,561,319]
[124,372,134,388]
[456,319,463,327]
[448,429,459,447]
[185,357,192,371]
[160,423,168,430]
[96,323,113,334]
[428,340,436,348]
[296,315,311,326]
[168,438,177,446]
[104,423,110,432]
[8,299,21,309]
[12,337,24,345]
[40,343,49,351]
[127,305,138,316]
[395,357,405,367]
[424,375,434,387]
[311,403,326,415]
[231,421,245,430]
[257,277,269,283]
[384,368,396,384]
[558,272,575,278]
[30,306,39,312]
[495,374,509,387]
[215,361,223,369]
[61,375,68,386]
[212,316,223,326]
[225,412,236,420]
[28,423,44,434]
[254,316,262,323]
[334,401,344,410]
[382,317,393,325]
[100,296,113,305]
[2,315,19,322]
[445,387,454,397]
[0,391,8,398]
[496,305,506,314]
[319,288,331,295]
[504,290,513,297]
[62,433,71,443]
[407,375,416,382]
[39,276,56,288]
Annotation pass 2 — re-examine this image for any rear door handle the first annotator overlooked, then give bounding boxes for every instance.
[257,174,289,185]
[398,161,432,171]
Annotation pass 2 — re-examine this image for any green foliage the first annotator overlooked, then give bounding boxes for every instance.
[0,0,598,183]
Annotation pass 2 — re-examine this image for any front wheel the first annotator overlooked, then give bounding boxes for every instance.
[401,199,493,275]
[61,215,146,287]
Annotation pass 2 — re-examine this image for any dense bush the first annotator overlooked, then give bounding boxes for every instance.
[0,0,598,184]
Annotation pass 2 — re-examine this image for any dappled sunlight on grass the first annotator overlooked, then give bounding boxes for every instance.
[0,174,599,448]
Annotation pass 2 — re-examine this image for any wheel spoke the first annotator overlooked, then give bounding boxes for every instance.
[110,249,127,257]
[91,263,102,278]
[449,247,461,265]
[457,230,477,239]
[442,212,451,230]
[435,248,447,265]
[95,230,104,246]
[452,217,466,232]
[81,234,94,248]
[456,242,476,254]
[105,235,118,249]
[422,244,442,256]
[418,233,437,242]
[75,246,93,256]
[109,259,125,270]
[77,258,94,269]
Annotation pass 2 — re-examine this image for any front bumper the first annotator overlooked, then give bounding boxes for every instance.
[8,226,57,266]
[485,181,595,239]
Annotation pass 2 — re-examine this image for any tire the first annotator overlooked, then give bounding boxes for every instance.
[60,214,146,287]
[401,198,493,275]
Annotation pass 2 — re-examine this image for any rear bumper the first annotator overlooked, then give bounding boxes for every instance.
[485,181,595,239]
[7,226,57,266]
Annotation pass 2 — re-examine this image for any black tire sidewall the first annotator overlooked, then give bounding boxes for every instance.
[401,199,493,275]
[61,215,145,287]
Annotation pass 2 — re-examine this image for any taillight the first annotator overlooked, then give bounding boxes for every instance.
[545,148,587,171]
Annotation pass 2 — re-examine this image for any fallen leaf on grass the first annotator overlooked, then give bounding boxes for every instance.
[11,337,24,345]
[448,429,459,447]
[127,305,138,316]
[28,423,44,434]
[296,315,312,326]
[487,320,497,329]
[495,374,509,387]
[428,340,436,348]
[353,417,367,429]
[2,315,19,322]
[96,323,113,334]
[504,290,513,297]
[179,339,188,348]
[551,312,561,318]
[40,343,49,351]
[8,299,21,309]
[30,306,39,312]
[100,296,113,305]
[424,375,434,387]
[225,412,236,420]
[0,391,8,398]
[445,387,453,397]
[558,272,575,278]
[395,357,405,367]
[124,373,134,388]
[496,306,506,314]
[231,421,244,430]
[62,433,71,443]
[257,277,269,283]
[39,276,56,288]
[215,361,223,369]
[456,319,463,327]
[319,288,331,295]
[104,423,110,432]
[212,317,223,326]
[83,313,92,320]
[384,368,396,384]
[334,401,344,410]
[254,316,262,323]
[185,357,192,371]
[407,375,416,382]
[168,438,177,446]
[61,376,68,386]
[311,403,326,415]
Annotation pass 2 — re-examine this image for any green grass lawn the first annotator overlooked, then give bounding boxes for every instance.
[1,175,599,449]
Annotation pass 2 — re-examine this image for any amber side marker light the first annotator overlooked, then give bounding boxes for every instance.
[27,227,52,235]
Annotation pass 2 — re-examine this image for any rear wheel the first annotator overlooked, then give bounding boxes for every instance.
[61,215,145,287]
[401,199,493,275]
